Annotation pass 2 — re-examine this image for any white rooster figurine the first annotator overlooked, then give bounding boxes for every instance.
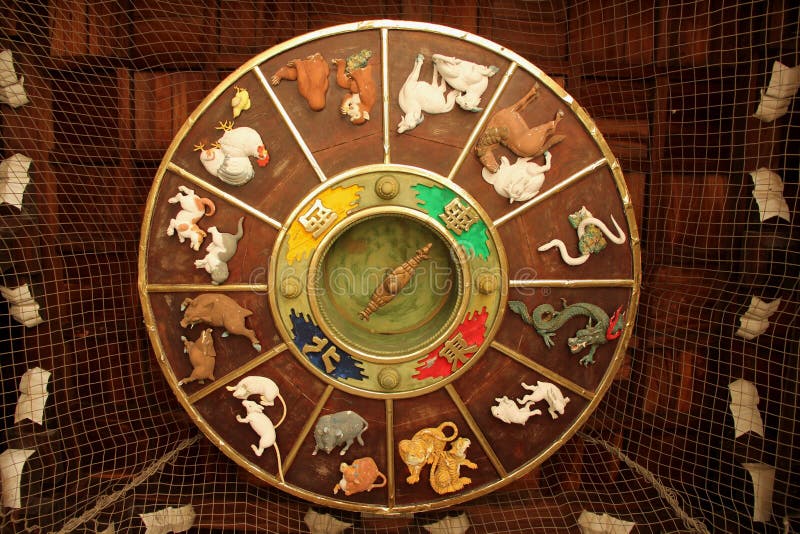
[195,121,269,186]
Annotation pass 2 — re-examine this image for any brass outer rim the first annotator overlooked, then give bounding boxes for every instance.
[306,205,472,364]
[137,19,640,515]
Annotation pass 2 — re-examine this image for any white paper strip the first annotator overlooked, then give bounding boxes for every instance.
[15,366,51,424]
[750,168,791,222]
[304,509,352,534]
[578,510,635,534]
[0,448,35,508]
[0,153,32,210]
[140,505,196,534]
[743,462,775,523]
[0,283,45,327]
[753,61,800,122]
[729,379,765,439]
[735,296,781,340]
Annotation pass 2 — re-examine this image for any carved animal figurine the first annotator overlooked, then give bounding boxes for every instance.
[432,53,498,112]
[475,83,566,173]
[398,421,458,484]
[230,86,251,118]
[482,151,552,203]
[332,50,377,125]
[313,410,368,456]
[177,328,216,386]
[491,395,541,425]
[333,456,387,496]
[180,294,261,351]
[517,381,570,419]
[397,54,459,133]
[360,243,432,320]
[538,206,627,266]
[270,52,330,111]
[195,122,269,186]
[508,299,624,366]
[194,217,244,285]
[166,185,216,251]
[227,375,286,428]
[429,437,477,495]
[236,400,284,481]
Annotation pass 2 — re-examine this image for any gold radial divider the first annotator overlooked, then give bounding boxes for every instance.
[385,398,396,507]
[187,343,288,404]
[509,279,636,289]
[490,341,595,401]
[381,27,391,164]
[446,62,518,182]
[167,162,283,230]
[444,384,508,478]
[282,385,334,475]
[492,158,608,227]
[147,283,270,293]
[253,65,328,183]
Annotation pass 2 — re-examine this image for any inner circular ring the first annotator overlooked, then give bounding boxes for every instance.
[307,206,471,364]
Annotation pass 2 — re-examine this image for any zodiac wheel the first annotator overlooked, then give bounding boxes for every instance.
[139,20,640,513]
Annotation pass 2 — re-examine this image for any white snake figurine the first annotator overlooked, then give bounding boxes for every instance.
[538,214,626,266]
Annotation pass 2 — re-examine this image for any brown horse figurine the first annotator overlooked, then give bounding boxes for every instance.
[475,83,565,173]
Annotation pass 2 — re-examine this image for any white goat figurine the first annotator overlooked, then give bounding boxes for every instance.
[432,53,498,112]
[491,396,542,425]
[397,54,458,133]
[482,151,552,203]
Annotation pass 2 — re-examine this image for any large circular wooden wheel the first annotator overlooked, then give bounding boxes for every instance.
[138,20,640,513]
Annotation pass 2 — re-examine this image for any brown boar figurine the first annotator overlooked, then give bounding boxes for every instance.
[180,294,261,351]
[177,328,216,386]
[270,52,330,111]
[333,457,387,496]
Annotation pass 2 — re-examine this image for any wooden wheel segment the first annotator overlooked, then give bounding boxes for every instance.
[138,20,640,513]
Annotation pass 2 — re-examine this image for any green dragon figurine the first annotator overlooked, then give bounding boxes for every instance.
[508,299,624,366]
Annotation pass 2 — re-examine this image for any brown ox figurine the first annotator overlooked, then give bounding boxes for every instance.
[332,50,377,126]
[180,294,261,351]
[177,328,216,386]
[270,52,330,111]
[475,83,566,173]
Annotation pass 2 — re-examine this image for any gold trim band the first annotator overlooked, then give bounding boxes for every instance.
[253,66,328,183]
[188,343,288,404]
[491,341,595,401]
[167,162,283,230]
[283,385,334,474]
[493,158,608,227]
[445,384,507,478]
[509,279,635,288]
[447,62,518,182]
[147,283,270,293]
[381,28,391,164]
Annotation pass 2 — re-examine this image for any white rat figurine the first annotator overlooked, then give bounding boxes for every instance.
[236,400,284,480]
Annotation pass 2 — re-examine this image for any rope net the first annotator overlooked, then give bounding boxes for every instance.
[1,1,797,532]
